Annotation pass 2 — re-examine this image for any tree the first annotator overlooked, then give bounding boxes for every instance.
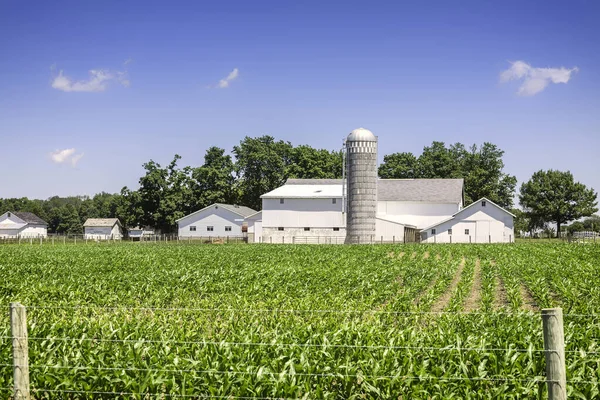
[233,136,293,210]
[377,141,517,207]
[519,170,598,236]
[191,147,237,208]
[286,146,342,179]
[378,152,419,179]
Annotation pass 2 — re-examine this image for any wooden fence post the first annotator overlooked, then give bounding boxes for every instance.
[542,308,567,400]
[10,303,30,400]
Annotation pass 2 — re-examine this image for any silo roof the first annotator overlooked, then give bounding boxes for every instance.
[347,128,377,142]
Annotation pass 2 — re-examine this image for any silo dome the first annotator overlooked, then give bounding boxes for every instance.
[347,128,377,142]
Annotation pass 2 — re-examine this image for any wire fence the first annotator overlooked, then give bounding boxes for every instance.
[3,304,600,399]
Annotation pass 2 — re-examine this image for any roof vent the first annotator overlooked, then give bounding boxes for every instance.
[315,190,322,193]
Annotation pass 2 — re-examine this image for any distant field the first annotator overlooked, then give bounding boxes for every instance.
[1,243,599,399]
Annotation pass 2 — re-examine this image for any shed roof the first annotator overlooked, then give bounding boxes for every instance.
[83,218,122,228]
[176,203,257,223]
[266,178,464,203]
[12,212,48,226]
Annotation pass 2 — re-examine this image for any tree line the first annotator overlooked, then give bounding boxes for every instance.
[1,136,597,236]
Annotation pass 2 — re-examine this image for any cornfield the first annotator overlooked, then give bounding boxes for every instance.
[0,243,598,398]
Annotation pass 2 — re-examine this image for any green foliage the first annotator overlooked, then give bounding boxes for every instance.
[378,142,517,208]
[520,170,599,235]
[0,243,599,398]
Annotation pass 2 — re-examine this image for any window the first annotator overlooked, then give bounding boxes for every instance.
[225,226,232,232]
[431,229,436,234]
[448,229,452,235]
[207,226,214,232]
[333,227,340,232]
[189,226,196,232]
[278,227,284,231]
[7,213,10,217]
[465,229,470,235]
[304,227,310,231]
[280,199,285,204]
[332,198,337,204]
[482,200,487,207]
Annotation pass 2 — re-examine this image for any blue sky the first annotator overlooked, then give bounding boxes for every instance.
[1,0,599,201]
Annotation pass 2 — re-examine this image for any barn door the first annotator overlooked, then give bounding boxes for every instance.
[476,221,490,243]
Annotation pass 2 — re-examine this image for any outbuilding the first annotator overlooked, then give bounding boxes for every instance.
[177,203,257,239]
[0,211,48,238]
[420,198,515,243]
[83,218,123,240]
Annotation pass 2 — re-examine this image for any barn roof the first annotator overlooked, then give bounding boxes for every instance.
[266,178,464,203]
[215,203,258,218]
[378,179,464,203]
[83,218,122,228]
[12,212,48,226]
[176,203,257,223]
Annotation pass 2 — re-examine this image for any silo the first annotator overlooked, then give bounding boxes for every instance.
[345,128,377,244]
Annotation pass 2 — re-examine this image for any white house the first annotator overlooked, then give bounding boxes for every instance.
[420,198,515,244]
[258,178,464,243]
[177,203,257,239]
[0,211,48,238]
[83,218,123,240]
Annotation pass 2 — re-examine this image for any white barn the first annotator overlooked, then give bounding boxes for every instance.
[0,211,48,238]
[253,179,514,244]
[177,203,257,239]
[256,178,467,243]
[420,198,515,244]
[83,218,123,240]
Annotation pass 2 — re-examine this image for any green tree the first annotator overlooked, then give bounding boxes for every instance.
[192,147,237,208]
[377,141,517,207]
[378,152,419,179]
[286,146,342,179]
[233,136,293,210]
[519,170,598,236]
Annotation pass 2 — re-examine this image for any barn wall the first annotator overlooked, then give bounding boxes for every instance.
[261,227,346,244]
[421,201,514,244]
[85,226,115,240]
[375,218,405,242]
[111,224,123,239]
[20,225,47,238]
[178,206,243,238]
[377,201,460,229]
[262,198,344,228]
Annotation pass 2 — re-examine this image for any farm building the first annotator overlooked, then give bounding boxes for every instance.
[0,211,48,238]
[420,198,515,243]
[251,127,514,245]
[256,178,463,243]
[245,211,262,243]
[177,203,257,239]
[83,218,123,240]
[127,227,154,240]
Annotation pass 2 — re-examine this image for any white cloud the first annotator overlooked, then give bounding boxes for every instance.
[51,60,131,92]
[71,153,84,167]
[217,68,239,88]
[500,61,578,96]
[50,148,83,167]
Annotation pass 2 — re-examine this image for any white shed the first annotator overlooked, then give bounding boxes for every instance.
[420,198,515,244]
[177,203,257,239]
[246,211,263,243]
[83,218,123,240]
[0,211,48,238]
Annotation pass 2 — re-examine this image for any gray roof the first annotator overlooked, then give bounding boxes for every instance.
[13,212,48,226]
[83,218,121,227]
[215,203,257,218]
[286,179,343,185]
[378,179,464,203]
[284,178,464,203]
